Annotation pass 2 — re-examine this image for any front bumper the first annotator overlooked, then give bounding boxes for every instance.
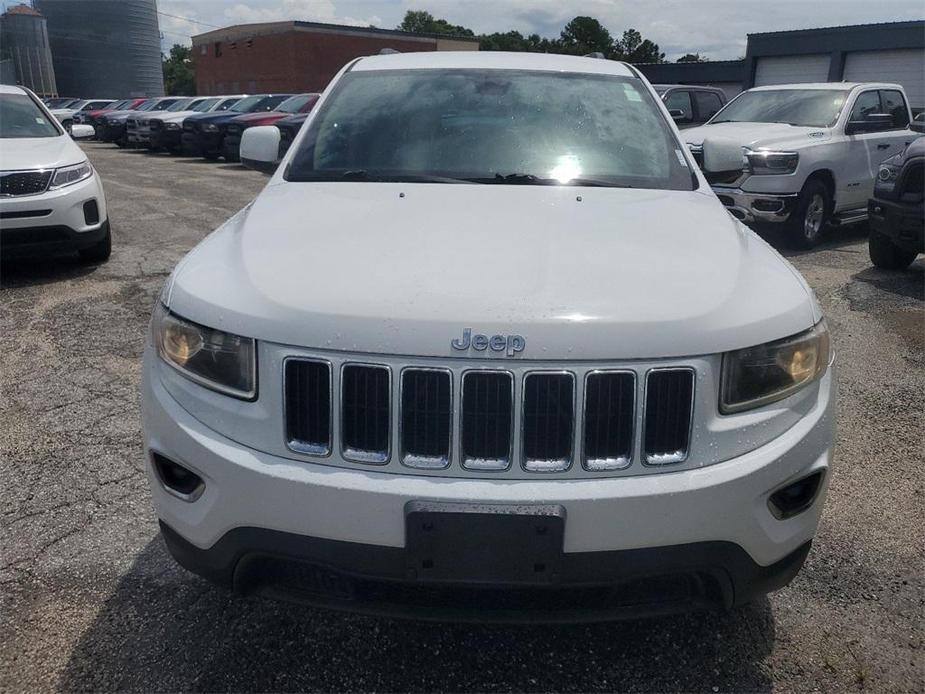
[97,122,125,143]
[222,134,242,160]
[712,186,798,224]
[869,197,924,252]
[143,346,835,619]
[150,128,182,150]
[0,171,108,256]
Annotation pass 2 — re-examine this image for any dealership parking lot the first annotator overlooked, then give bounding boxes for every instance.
[1,142,922,692]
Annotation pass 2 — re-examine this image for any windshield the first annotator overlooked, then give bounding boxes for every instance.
[711,89,850,128]
[150,99,180,112]
[109,100,130,110]
[166,98,194,112]
[135,100,158,112]
[62,100,88,111]
[288,69,692,190]
[229,95,265,112]
[214,97,241,111]
[0,93,60,138]
[193,98,218,112]
[277,94,317,113]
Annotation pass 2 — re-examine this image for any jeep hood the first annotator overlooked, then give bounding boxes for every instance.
[166,183,817,360]
[685,122,830,151]
[0,134,86,170]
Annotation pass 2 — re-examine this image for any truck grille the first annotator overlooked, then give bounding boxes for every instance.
[643,369,695,464]
[283,361,696,475]
[0,170,53,197]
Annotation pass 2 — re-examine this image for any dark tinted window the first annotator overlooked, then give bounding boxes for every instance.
[289,69,693,191]
[849,91,881,121]
[695,91,723,120]
[664,90,693,120]
[880,90,909,128]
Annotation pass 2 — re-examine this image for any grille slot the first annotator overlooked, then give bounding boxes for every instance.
[644,369,695,464]
[284,359,332,455]
[461,371,513,471]
[400,369,452,469]
[341,364,391,464]
[522,372,574,471]
[583,371,635,470]
[0,170,53,197]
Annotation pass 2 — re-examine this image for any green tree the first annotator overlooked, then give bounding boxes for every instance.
[616,28,665,63]
[479,30,556,53]
[558,16,614,56]
[162,44,195,95]
[397,10,474,37]
[677,53,705,63]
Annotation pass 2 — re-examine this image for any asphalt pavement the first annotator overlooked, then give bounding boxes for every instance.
[1,142,922,692]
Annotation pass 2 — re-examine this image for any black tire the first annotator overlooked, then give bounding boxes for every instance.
[78,226,112,263]
[868,229,918,270]
[787,178,831,249]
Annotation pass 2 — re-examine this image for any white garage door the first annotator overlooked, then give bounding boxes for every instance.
[754,54,831,86]
[844,49,925,111]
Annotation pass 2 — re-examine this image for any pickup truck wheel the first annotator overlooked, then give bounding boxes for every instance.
[78,226,112,264]
[788,180,830,249]
[868,229,918,270]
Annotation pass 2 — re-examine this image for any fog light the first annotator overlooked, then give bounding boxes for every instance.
[752,199,784,213]
[769,470,824,520]
[83,200,100,225]
[152,452,204,501]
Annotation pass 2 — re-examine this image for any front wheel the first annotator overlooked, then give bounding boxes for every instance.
[869,229,918,270]
[787,179,830,249]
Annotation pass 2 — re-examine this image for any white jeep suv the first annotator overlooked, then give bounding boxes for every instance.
[142,52,835,621]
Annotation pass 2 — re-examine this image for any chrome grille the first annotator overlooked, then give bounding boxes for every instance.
[400,369,452,469]
[285,359,331,455]
[341,364,391,464]
[583,371,635,470]
[0,170,53,197]
[522,372,574,472]
[461,371,513,471]
[644,368,695,464]
[282,360,697,475]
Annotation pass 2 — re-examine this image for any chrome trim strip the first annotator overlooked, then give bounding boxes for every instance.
[460,369,514,472]
[581,369,636,471]
[398,366,453,470]
[521,370,576,473]
[340,362,392,465]
[282,356,333,457]
[642,366,696,466]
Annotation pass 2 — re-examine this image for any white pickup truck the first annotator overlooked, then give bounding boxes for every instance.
[684,83,917,247]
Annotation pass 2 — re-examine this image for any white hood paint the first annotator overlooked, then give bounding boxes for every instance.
[167,182,815,360]
[685,122,831,152]
[0,134,86,170]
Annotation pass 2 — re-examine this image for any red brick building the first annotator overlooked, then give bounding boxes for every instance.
[191,21,479,95]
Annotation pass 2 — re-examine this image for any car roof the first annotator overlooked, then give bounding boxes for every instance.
[653,84,724,91]
[353,51,637,77]
[749,82,904,91]
[0,84,28,95]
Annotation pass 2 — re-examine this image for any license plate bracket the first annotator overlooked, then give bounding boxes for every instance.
[404,501,565,585]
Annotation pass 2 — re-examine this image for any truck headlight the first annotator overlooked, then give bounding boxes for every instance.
[877,163,900,183]
[743,148,799,175]
[48,161,93,190]
[202,123,220,132]
[152,303,257,400]
[720,320,830,414]
[164,122,180,130]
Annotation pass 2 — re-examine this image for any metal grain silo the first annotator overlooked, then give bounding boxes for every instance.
[0,4,58,97]
[34,0,164,97]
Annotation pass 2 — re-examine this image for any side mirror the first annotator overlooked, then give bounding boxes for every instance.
[240,125,281,174]
[668,109,685,121]
[845,113,893,135]
[910,118,924,134]
[70,124,95,140]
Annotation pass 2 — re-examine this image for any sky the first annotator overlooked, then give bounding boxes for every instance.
[4,0,923,61]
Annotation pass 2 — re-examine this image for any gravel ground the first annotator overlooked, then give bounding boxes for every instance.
[1,142,922,693]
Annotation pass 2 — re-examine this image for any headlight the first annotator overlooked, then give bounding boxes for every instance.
[202,123,220,132]
[48,161,93,190]
[743,148,799,175]
[720,320,830,414]
[878,163,900,183]
[152,303,256,399]
[165,122,180,130]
